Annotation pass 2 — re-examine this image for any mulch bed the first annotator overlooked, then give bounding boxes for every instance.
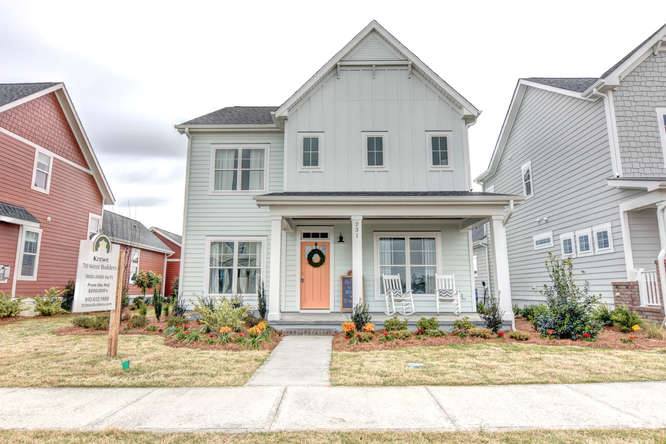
[333,317,666,352]
[163,330,282,352]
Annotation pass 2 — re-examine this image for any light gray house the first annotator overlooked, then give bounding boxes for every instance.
[477,25,666,322]
[175,21,521,330]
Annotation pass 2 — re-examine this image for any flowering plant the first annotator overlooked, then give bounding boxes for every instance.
[342,322,356,337]
[631,324,641,332]
[219,326,233,334]
[582,332,591,339]
[497,330,505,338]
[362,323,375,333]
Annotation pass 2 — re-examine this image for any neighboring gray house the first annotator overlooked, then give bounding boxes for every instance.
[477,25,666,322]
[176,21,522,330]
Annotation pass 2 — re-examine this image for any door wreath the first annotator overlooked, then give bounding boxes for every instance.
[307,246,326,268]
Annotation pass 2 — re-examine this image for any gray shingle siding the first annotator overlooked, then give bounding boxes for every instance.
[0,83,58,108]
[614,51,666,177]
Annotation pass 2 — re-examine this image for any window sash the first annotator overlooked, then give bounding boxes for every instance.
[302,137,320,168]
[213,148,265,191]
[378,235,437,295]
[366,136,384,167]
[521,162,533,197]
[560,233,576,258]
[33,152,52,191]
[576,230,593,255]
[209,240,263,295]
[19,230,40,279]
[430,136,449,167]
[593,224,613,253]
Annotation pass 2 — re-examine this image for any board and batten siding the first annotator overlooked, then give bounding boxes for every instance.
[613,51,666,178]
[483,86,642,305]
[180,131,284,307]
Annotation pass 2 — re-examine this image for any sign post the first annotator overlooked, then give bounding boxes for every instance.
[107,249,126,357]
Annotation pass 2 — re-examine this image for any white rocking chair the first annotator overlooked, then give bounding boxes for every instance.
[435,274,461,315]
[382,274,415,316]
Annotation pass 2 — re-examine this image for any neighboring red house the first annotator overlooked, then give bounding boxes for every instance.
[0,83,115,298]
[102,211,173,297]
[150,227,181,297]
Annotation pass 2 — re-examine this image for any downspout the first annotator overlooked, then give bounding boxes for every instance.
[503,199,515,225]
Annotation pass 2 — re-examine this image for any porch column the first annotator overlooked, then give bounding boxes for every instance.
[351,215,363,306]
[657,203,666,250]
[268,216,282,321]
[490,215,515,328]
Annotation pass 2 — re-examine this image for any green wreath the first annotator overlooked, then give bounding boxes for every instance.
[307,247,326,268]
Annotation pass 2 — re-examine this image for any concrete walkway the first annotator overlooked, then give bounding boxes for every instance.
[247,336,332,386]
[1,381,666,432]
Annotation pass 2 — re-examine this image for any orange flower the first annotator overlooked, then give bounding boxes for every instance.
[248,325,262,337]
[341,322,356,337]
[219,326,233,334]
[362,323,375,333]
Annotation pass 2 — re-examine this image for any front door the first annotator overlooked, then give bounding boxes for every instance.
[300,240,331,310]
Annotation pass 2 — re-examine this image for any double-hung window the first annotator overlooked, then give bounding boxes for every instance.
[575,229,593,256]
[208,239,263,296]
[593,223,613,254]
[32,151,53,193]
[521,161,533,197]
[129,248,140,284]
[19,228,42,280]
[212,146,266,192]
[298,133,323,171]
[363,133,386,169]
[427,133,450,169]
[560,232,576,258]
[657,108,666,166]
[376,233,439,296]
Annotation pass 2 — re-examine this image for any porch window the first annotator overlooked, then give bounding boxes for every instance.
[363,133,386,169]
[560,232,575,258]
[213,147,265,192]
[32,151,53,193]
[208,239,263,296]
[129,248,140,284]
[377,234,438,295]
[521,161,533,197]
[19,228,42,280]
[593,223,613,254]
[427,133,450,168]
[575,229,593,256]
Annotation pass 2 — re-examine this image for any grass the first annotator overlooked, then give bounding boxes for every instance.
[0,316,268,387]
[331,343,666,386]
[1,429,665,443]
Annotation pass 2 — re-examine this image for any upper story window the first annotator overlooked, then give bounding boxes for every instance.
[657,108,666,166]
[363,133,386,170]
[521,161,533,197]
[298,133,323,171]
[87,214,102,240]
[32,151,53,193]
[129,248,140,284]
[427,132,450,169]
[18,228,42,280]
[212,146,266,192]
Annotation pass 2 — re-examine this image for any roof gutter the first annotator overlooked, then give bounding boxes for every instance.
[255,194,524,207]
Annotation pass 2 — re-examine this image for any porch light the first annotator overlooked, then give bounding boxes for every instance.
[337,233,345,243]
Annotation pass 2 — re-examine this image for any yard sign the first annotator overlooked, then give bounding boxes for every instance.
[72,234,120,313]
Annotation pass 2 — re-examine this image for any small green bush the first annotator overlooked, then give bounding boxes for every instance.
[522,304,548,323]
[509,330,529,341]
[72,316,109,330]
[478,294,504,332]
[351,331,374,343]
[416,317,439,331]
[452,316,474,337]
[195,296,248,332]
[469,327,493,339]
[592,304,614,327]
[145,325,158,332]
[392,329,411,340]
[424,328,445,337]
[33,288,65,316]
[0,292,22,318]
[611,305,643,332]
[167,316,187,327]
[384,316,408,332]
[351,303,372,331]
[128,315,147,329]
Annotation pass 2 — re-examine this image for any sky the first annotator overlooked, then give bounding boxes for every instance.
[1,1,664,233]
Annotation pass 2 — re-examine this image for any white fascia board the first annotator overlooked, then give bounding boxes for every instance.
[175,124,282,133]
[255,194,523,206]
[607,178,666,191]
[0,216,40,228]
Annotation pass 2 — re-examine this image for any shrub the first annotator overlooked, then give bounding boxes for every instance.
[416,317,439,331]
[424,329,445,337]
[173,295,187,317]
[452,316,474,337]
[34,288,66,316]
[384,316,408,332]
[0,292,22,318]
[645,322,665,340]
[351,303,371,331]
[60,281,75,312]
[469,327,493,339]
[591,304,614,327]
[257,281,267,320]
[145,325,158,332]
[509,330,529,341]
[72,316,109,330]
[194,296,248,333]
[532,253,602,340]
[611,305,643,333]
[521,304,548,323]
[478,293,504,332]
[341,321,356,337]
[128,315,147,329]
[351,332,374,343]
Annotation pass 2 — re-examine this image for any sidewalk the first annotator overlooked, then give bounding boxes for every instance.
[1,381,665,432]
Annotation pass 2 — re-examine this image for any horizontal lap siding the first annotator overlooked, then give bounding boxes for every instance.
[122,245,167,296]
[0,131,103,298]
[0,223,19,294]
[151,232,181,296]
[180,132,284,308]
[483,87,641,306]
[628,208,660,269]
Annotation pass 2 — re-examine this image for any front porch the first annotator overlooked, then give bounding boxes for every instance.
[255,191,519,330]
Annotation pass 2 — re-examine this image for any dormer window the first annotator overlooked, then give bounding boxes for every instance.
[32,151,53,193]
[363,133,387,170]
[298,133,323,171]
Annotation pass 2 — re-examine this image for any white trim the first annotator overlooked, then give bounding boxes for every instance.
[204,236,267,298]
[657,107,666,168]
[372,231,442,301]
[297,132,324,172]
[593,222,614,254]
[532,231,553,250]
[129,248,140,285]
[30,149,53,194]
[0,215,39,228]
[575,228,593,257]
[362,132,388,171]
[425,131,453,171]
[178,129,192,299]
[485,185,495,193]
[521,161,533,197]
[87,213,102,240]
[209,144,269,194]
[603,91,623,176]
[150,227,182,247]
[167,258,180,262]
[296,227,334,312]
[17,227,42,281]
[620,207,635,279]
[560,232,576,258]
[11,225,23,296]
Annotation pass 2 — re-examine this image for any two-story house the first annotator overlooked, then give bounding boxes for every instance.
[477,25,666,322]
[0,82,114,299]
[176,21,521,330]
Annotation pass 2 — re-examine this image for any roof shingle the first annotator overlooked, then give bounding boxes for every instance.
[0,83,58,108]
[180,106,278,126]
[102,211,172,254]
[0,201,38,224]
[524,78,599,93]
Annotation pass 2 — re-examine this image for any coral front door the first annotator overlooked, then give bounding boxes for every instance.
[300,240,330,310]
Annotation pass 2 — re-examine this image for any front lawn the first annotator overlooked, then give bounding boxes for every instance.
[0,316,269,387]
[331,342,666,386]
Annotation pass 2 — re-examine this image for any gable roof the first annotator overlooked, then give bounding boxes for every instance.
[477,24,666,183]
[178,106,278,127]
[0,201,39,225]
[103,211,172,254]
[274,20,480,122]
[0,82,115,204]
[150,227,182,246]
